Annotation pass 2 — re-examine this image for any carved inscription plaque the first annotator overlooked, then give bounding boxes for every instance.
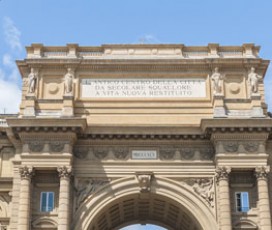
[132,150,157,160]
[81,78,206,98]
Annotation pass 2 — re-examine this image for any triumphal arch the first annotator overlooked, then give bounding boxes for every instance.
[0,43,272,230]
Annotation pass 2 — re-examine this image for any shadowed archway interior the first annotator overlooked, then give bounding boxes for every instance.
[87,193,202,230]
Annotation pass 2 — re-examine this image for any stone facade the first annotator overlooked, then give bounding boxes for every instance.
[0,43,271,229]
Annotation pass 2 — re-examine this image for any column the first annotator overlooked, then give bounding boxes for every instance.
[57,166,72,230]
[215,166,232,230]
[255,166,271,230]
[18,166,35,230]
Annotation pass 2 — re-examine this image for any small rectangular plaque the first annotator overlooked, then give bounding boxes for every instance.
[81,78,206,98]
[131,150,157,160]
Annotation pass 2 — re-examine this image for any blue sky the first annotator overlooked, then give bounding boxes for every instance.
[0,0,271,229]
[0,0,272,114]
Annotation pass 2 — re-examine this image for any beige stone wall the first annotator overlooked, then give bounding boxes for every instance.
[0,44,271,229]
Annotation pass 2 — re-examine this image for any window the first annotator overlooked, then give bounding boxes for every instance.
[40,192,54,212]
[235,192,249,212]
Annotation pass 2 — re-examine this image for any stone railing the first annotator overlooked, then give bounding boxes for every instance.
[25,43,260,59]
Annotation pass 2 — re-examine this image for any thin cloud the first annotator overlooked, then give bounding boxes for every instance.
[137,34,160,44]
[0,77,21,113]
[3,53,14,68]
[3,16,22,51]
[0,16,23,114]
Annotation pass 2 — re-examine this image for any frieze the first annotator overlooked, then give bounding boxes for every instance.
[180,147,195,160]
[49,141,65,152]
[243,142,259,153]
[93,147,108,159]
[28,141,44,152]
[112,147,129,160]
[0,147,15,154]
[73,145,215,161]
[223,142,239,152]
[160,148,176,160]
[75,178,110,208]
[74,146,89,159]
[200,147,214,160]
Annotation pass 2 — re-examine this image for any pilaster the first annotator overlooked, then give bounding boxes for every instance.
[57,166,72,230]
[215,166,232,230]
[255,166,271,230]
[18,166,35,230]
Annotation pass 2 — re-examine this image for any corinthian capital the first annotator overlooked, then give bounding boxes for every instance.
[57,166,72,179]
[255,166,270,179]
[215,166,231,183]
[19,166,35,179]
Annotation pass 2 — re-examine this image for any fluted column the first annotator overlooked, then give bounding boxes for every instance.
[57,166,72,230]
[215,166,232,230]
[18,166,35,230]
[255,166,271,230]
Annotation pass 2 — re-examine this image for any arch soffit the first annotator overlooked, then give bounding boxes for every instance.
[73,176,217,230]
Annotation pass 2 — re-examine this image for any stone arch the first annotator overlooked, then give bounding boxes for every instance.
[73,176,218,230]
[32,217,58,229]
[233,219,258,229]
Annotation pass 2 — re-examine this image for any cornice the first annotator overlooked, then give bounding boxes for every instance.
[6,117,87,141]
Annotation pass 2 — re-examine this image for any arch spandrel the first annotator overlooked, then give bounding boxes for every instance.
[73,176,217,230]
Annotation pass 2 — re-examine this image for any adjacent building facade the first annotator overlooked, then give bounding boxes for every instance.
[0,43,272,230]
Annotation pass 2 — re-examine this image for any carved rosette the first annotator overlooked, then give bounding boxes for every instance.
[74,146,89,159]
[200,147,214,160]
[49,141,65,152]
[136,173,153,193]
[255,166,270,180]
[57,166,72,179]
[113,147,129,160]
[93,147,108,159]
[160,148,176,160]
[28,141,44,152]
[244,142,259,153]
[215,167,231,183]
[223,142,239,152]
[19,166,35,179]
[180,148,195,160]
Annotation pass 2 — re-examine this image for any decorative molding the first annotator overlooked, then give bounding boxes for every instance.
[57,166,72,179]
[243,142,259,153]
[19,166,35,179]
[223,141,239,152]
[180,147,195,160]
[75,179,110,208]
[93,147,108,159]
[255,166,270,179]
[160,148,176,160]
[192,178,214,207]
[28,141,44,152]
[0,193,11,218]
[136,173,153,192]
[215,167,231,183]
[74,146,89,159]
[112,147,129,160]
[49,141,65,152]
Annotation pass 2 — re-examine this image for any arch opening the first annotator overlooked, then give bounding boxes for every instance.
[120,224,167,230]
[88,193,202,230]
